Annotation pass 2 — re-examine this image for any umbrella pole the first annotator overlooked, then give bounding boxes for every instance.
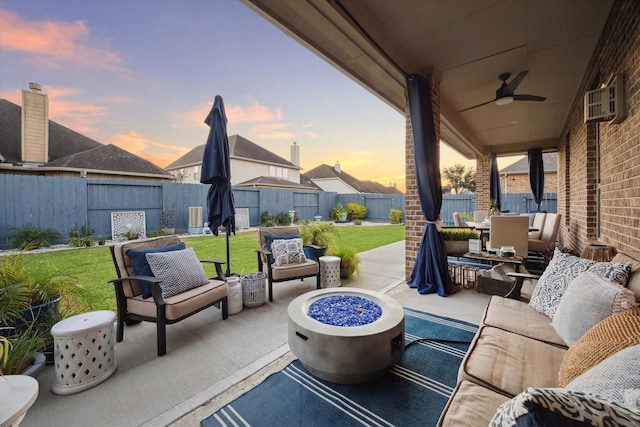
[226,230,231,277]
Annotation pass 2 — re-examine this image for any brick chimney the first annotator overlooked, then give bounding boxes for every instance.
[290,141,300,166]
[21,83,49,164]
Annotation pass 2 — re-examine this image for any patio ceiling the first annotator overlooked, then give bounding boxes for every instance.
[242,0,613,158]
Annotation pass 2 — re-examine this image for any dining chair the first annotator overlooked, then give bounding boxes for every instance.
[528,212,546,240]
[453,212,463,227]
[487,215,529,259]
[529,213,562,254]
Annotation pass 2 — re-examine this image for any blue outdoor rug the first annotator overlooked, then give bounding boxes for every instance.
[201,308,478,427]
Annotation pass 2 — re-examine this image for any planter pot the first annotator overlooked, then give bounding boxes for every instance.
[0,298,61,337]
[445,240,469,256]
[304,246,327,260]
[22,352,46,377]
[340,268,349,279]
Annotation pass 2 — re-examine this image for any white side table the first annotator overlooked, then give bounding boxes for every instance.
[227,276,243,314]
[319,256,341,288]
[0,375,39,427]
[51,310,117,395]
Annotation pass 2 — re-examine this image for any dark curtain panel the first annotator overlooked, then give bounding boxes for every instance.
[405,74,456,296]
[528,148,545,211]
[490,153,502,211]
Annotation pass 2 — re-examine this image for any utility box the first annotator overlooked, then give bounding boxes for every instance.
[188,207,203,234]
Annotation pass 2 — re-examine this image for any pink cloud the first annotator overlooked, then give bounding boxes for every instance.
[0,8,126,71]
[252,123,295,139]
[110,131,189,168]
[174,98,284,130]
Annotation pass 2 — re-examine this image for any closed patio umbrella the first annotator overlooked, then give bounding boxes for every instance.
[528,148,544,211]
[201,95,235,276]
[405,74,456,296]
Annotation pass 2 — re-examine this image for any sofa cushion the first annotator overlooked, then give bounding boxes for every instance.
[612,251,640,301]
[146,247,209,298]
[458,326,566,396]
[481,297,566,347]
[437,380,510,427]
[271,238,307,266]
[551,272,637,346]
[566,344,640,405]
[489,387,640,427]
[528,249,632,319]
[126,241,186,298]
[558,306,640,386]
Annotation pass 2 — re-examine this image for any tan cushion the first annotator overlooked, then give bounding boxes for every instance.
[458,326,566,396]
[270,259,319,280]
[612,251,640,301]
[126,279,228,320]
[481,296,567,347]
[558,306,640,386]
[437,380,510,427]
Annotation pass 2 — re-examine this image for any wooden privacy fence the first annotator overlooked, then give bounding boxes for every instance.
[0,175,405,248]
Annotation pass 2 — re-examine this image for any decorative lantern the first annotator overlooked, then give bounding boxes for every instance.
[463,266,479,289]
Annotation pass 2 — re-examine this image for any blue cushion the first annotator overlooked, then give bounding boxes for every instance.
[126,242,186,298]
[264,234,299,264]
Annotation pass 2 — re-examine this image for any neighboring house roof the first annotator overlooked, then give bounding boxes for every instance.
[235,176,318,190]
[500,152,558,174]
[304,163,403,194]
[46,144,170,175]
[0,98,171,177]
[165,134,299,170]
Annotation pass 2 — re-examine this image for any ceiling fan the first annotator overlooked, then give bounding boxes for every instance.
[457,71,546,112]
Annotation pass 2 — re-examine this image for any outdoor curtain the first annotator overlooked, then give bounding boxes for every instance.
[405,74,456,296]
[490,153,502,211]
[528,148,544,211]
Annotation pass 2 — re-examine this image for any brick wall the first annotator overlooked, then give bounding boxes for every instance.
[405,73,440,279]
[557,0,640,253]
[475,155,491,211]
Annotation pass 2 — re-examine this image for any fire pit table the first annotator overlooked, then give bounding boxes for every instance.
[287,287,405,384]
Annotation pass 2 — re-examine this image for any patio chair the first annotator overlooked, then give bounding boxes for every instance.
[256,226,321,302]
[110,235,229,356]
[528,212,546,239]
[453,212,462,227]
[487,215,529,260]
[529,213,562,254]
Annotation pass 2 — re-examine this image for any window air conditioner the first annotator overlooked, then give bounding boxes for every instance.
[584,74,625,124]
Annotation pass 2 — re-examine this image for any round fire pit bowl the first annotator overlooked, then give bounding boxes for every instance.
[287,287,405,384]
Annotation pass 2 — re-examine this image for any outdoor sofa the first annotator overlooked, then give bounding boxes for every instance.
[438,250,640,426]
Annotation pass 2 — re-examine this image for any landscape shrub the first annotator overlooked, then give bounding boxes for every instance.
[389,209,402,224]
[273,211,292,226]
[260,211,271,226]
[346,202,367,221]
[68,224,95,247]
[10,226,61,250]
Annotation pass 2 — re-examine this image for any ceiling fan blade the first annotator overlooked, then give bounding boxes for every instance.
[505,71,528,94]
[513,94,546,102]
[456,99,495,113]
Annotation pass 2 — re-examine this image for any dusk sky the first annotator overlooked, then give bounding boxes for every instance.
[0,0,482,193]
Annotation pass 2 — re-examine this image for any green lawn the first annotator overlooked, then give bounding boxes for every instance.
[18,225,405,311]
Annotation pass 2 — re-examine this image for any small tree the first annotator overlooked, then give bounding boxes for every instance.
[442,164,476,194]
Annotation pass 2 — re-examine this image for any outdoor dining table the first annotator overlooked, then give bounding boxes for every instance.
[465,221,538,250]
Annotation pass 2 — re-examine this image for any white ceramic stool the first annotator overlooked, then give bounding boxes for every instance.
[319,256,341,288]
[0,375,39,427]
[227,276,243,314]
[51,310,117,395]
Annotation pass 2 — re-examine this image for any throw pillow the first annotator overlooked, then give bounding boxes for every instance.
[145,247,209,299]
[264,234,300,264]
[478,263,511,281]
[551,272,637,345]
[528,249,632,319]
[558,306,640,386]
[489,387,640,427]
[271,238,307,266]
[566,344,640,405]
[126,242,186,298]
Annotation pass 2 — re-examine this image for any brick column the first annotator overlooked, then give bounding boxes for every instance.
[475,155,491,213]
[404,73,441,280]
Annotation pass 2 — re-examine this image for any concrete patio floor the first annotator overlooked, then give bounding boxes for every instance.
[22,241,491,427]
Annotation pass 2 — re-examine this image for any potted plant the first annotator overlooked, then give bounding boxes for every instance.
[298,221,334,259]
[97,235,107,246]
[161,205,175,234]
[0,253,87,366]
[331,204,348,223]
[441,228,480,256]
[327,243,361,280]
